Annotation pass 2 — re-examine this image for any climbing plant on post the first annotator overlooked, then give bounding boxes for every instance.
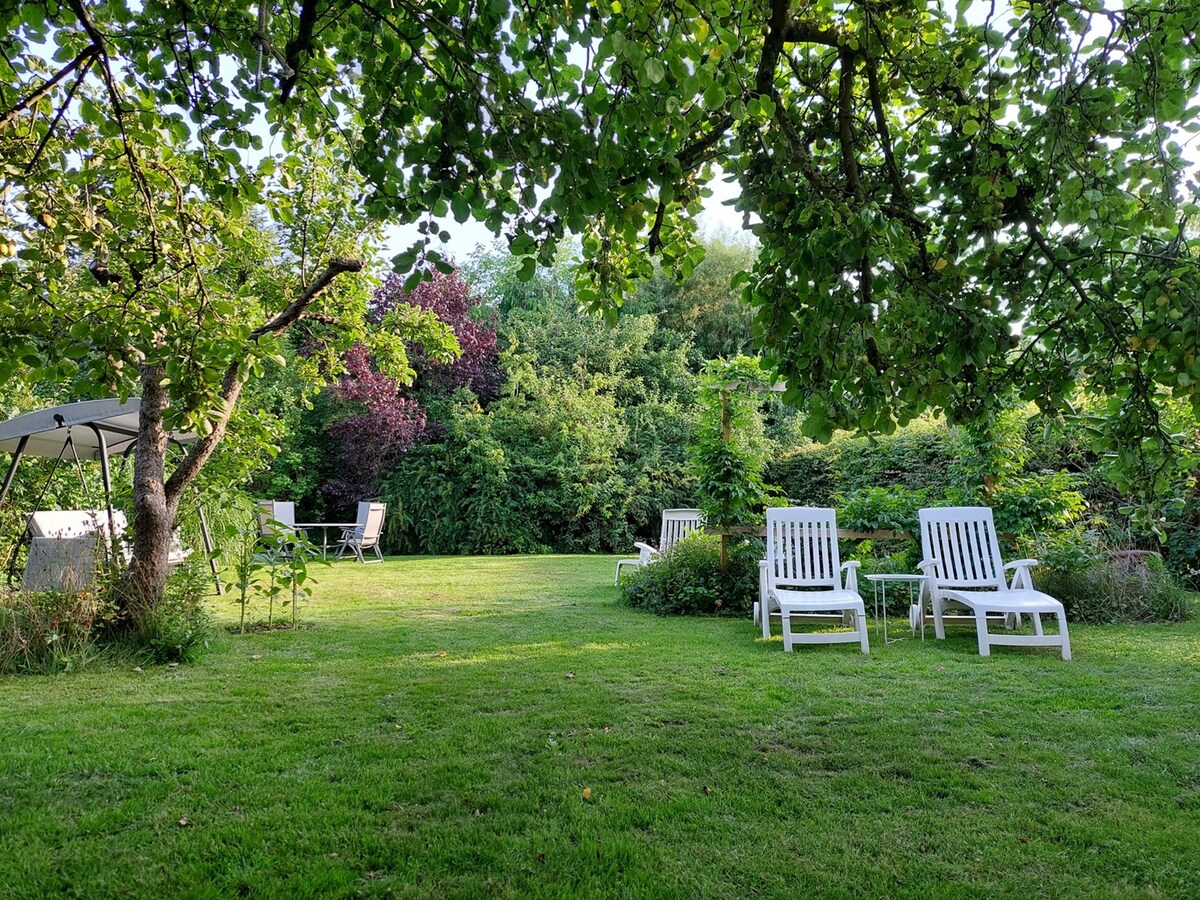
[689,358,776,571]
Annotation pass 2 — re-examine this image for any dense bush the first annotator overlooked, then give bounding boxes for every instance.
[989,472,1087,535]
[0,589,113,674]
[1023,528,1192,623]
[128,564,213,663]
[1037,558,1192,624]
[1164,495,1200,589]
[620,533,761,616]
[836,485,932,535]
[768,421,963,506]
[381,304,699,555]
[383,384,634,554]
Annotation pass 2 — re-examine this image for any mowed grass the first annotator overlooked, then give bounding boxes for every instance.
[1,556,1198,899]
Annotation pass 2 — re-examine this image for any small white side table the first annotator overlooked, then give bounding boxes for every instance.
[864,573,929,643]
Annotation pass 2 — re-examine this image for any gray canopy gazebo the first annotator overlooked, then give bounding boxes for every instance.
[0,398,221,592]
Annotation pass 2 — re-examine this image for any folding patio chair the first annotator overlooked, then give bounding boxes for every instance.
[257,500,298,540]
[335,502,386,564]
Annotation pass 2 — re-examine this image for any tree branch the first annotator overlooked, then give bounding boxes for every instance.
[647,196,668,253]
[863,52,907,206]
[279,0,319,103]
[249,256,364,341]
[65,0,162,266]
[24,53,95,174]
[781,20,849,50]
[837,50,862,199]
[165,257,364,501]
[0,46,99,131]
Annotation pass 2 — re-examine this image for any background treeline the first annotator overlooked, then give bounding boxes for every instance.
[3,235,1197,596]
[246,238,1199,594]
[253,237,759,555]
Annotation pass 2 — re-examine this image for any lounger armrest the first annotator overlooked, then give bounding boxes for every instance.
[633,542,660,564]
[1005,558,1039,590]
[840,560,860,593]
[1004,558,1039,570]
[917,557,939,573]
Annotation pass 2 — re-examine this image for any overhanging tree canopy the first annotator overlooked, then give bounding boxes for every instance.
[3,0,1198,567]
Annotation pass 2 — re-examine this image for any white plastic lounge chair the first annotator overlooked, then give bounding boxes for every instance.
[335,501,386,564]
[614,508,703,584]
[757,507,869,653]
[917,506,1072,659]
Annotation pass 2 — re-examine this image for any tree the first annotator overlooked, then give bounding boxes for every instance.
[371,271,504,406]
[5,0,1198,583]
[310,271,500,508]
[628,233,759,363]
[0,48,450,619]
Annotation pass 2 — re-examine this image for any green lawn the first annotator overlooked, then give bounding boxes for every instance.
[2,556,1198,898]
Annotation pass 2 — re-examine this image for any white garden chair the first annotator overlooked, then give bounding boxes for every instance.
[614,508,703,584]
[917,506,1072,659]
[335,501,386,564]
[756,507,869,653]
[257,500,298,540]
[256,499,304,560]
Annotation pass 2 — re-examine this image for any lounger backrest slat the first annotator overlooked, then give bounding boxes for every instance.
[919,507,1007,590]
[766,507,841,590]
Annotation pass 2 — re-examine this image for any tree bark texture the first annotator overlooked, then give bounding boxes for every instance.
[119,364,178,617]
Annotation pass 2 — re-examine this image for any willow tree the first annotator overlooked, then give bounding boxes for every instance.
[4,0,1198,597]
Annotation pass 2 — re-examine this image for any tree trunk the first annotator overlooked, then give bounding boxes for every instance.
[111,258,363,618]
[117,365,179,619]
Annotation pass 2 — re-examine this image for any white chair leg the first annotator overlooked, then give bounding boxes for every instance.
[1058,612,1072,661]
[858,611,870,655]
[781,611,793,652]
[614,562,622,586]
[757,562,769,636]
[975,609,991,656]
[1005,612,1020,630]
[933,597,947,640]
[1031,612,1044,636]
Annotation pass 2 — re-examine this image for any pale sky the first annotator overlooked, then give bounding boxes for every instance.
[384,167,748,268]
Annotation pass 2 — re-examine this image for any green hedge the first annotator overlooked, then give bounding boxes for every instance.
[767,424,964,506]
